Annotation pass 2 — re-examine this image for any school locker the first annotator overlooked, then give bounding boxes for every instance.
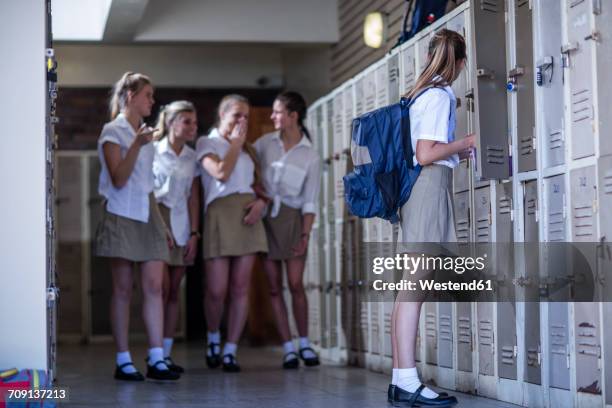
[474,185,492,242]
[513,0,536,173]
[564,0,596,160]
[523,180,541,385]
[332,92,345,221]
[379,219,394,367]
[574,302,602,395]
[604,302,612,405]
[358,219,370,363]
[543,175,566,242]
[366,218,382,369]
[375,60,388,108]
[470,0,510,180]
[438,302,453,369]
[454,190,471,242]
[598,156,612,243]
[401,43,417,94]
[456,302,473,373]
[571,166,597,241]
[309,228,322,347]
[364,69,377,114]
[595,2,612,158]
[549,303,570,390]
[56,156,84,337]
[416,33,431,75]
[477,302,495,376]
[316,103,329,349]
[534,0,565,169]
[387,53,400,103]
[335,221,347,358]
[425,303,438,366]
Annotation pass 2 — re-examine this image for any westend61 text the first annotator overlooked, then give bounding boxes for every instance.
[372,279,493,292]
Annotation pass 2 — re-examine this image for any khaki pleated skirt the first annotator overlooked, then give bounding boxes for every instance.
[158,204,193,267]
[203,193,268,259]
[94,193,170,263]
[399,164,457,255]
[263,204,303,260]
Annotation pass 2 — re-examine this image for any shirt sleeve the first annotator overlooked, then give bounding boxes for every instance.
[98,123,122,146]
[413,89,451,143]
[195,137,217,161]
[301,154,321,215]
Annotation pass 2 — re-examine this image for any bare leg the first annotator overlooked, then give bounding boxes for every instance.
[110,258,133,352]
[263,258,292,341]
[140,260,165,348]
[204,257,230,332]
[226,255,256,343]
[286,256,308,337]
[163,266,186,338]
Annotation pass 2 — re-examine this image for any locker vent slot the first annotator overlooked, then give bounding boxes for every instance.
[439,314,453,341]
[478,319,493,346]
[355,80,365,116]
[499,197,512,214]
[365,73,377,112]
[486,145,506,164]
[517,0,529,6]
[577,323,599,356]
[501,346,515,364]
[571,89,592,123]
[603,170,612,194]
[550,324,567,355]
[527,197,537,216]
[481,0,500,12]
[458,317,472,344]
[527,347,540,367]
[520,136,533,155]
[384,313,392,334]
[573,204,594,237]
[550,130,563,150]
[548,209,565,241]
[403,53,416,89]
[426,312,437,340]
[376,68,388,106]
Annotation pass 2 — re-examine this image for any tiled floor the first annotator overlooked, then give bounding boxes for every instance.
[56,342,520,407]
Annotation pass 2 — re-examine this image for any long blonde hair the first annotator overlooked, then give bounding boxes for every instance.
[154,100,196,140]
[216,94,262,186]
[109,71,152,120]
[405,29,466,99]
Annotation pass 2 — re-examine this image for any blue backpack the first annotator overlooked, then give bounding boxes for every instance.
[343,87,443,223]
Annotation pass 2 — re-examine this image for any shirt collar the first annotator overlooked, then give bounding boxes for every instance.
[272,130,312,151]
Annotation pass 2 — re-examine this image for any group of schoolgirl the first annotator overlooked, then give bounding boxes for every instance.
[94,71,321,382]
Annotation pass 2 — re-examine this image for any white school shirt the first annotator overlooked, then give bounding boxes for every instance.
[97,114,155,223]
[195,128,255,210]
[153,138,198,246]
[409,82,459,168]
[254,131,321,218]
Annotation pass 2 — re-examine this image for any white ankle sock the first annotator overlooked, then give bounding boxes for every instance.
[148,347,169,370]
[223,342,237,356]
[397,367,438,399]
[299,337,316,358]
[162,338,173,358]
[207,331,221,356]
[392,368,399,385]
[116,351,137,374]
[283,341,296,361]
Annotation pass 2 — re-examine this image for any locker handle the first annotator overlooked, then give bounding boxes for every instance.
[561,42,579,54]
[464,89,474,99]
[584,31,601,42]
[508,66,525,78]
[476,68,494,79]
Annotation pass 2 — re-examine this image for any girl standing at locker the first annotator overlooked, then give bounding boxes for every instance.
[152,101,201,373]
[254,91,321,369]
[390,29,475,406]
[94,72,180,381]
[196,94,268,372]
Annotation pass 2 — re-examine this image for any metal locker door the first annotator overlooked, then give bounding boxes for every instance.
[355,76,365,116]
[425,302,438,365]
[376,61,388,108]
[56,156,84,337]
[535,0,564,168]
[416,33,430,75]
[598,156,612,242]
[474,186,492,242]
[477,302,495,376]
[368,219,381,358]
[574,302,602,395]
[470,0,510,179]
[310,228,322,346]
[495,181,517,380]
[604,302,612,404]
[549,303,570,390]
[388,53,400,103]
[383,301,393,362]
[571,166,597,241]
[564,0,595,160]
[523,180,541,385]
[401,44,417,94]
[438,302,453,368]
[454,190,471,242]
[456,302,473,372]
[335,222,346,354]
[544,175,566,242]
[328,221,338,350]
[595,3,612,157]
[364,69,377,113]
[358,219,369,359]
[513,0,536,172]
[333,92,345,220]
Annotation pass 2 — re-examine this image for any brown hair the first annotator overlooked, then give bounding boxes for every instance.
[216,94,262,186]
[154,100,196,139]
[405,29,466,99]
[275,91,311,140]
[109,71,152,120]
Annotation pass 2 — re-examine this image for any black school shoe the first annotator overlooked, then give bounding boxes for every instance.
[392,384,457,407]
[388,384,448,404]
[164,356,185,374]
[283,352,299,369]
[146,360,181,381]
[114,362,144,381]
[206,343,222,369]
[298,347,320,367]
[222,354,241,373]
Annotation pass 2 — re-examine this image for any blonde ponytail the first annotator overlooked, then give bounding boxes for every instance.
[109,71,152,120]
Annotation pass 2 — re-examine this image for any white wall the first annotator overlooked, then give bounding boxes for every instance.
[0,2,49,370]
